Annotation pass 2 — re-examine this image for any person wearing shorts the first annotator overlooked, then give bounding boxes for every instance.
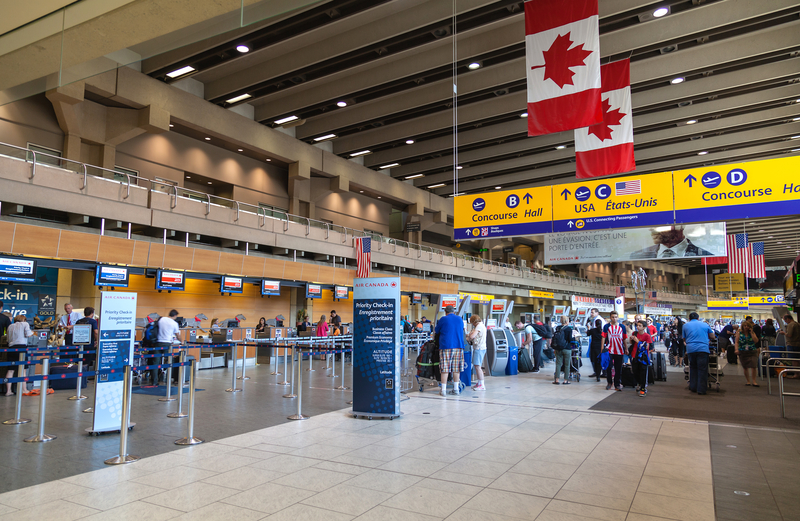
[736,321,760,386]
[435,305,465,397]
[467,314,486,391]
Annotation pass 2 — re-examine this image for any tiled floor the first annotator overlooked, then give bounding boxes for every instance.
[1,352,798,520]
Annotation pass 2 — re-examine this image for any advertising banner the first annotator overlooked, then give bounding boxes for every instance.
[454,186,552,240]
[92,291,137,433]
[614,296,625,316]
[644,305,673,315]
[544,223,725,265]
[714,273,746,292]
[459,292,494,304]
[572,295,614,312]
[352,277,401,418]
[0,267,57,318]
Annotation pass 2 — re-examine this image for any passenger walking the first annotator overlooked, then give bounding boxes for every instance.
[7,314,33,395]
[783,314,800,378]
[683,312,715,395]
[602,311,627,391]
[316,315,329,337]
[630,320,653,397]
[588,318,604,381]
[761,319,777,347]
[552,316,573,385]
[150,310,180,386]
[467,315,486,391]
[516,320,542,373]
[435,305,465,397]
[735,321,760,386]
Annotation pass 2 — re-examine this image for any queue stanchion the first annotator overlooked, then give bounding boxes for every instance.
[328,338,338,379]
[159,347,176,402]
[283,344,297,399]
[175,360,204,445]
[336,342,350,391]
[105,365,139,464]
[288,346,310,421]
[270,340,281,376]
[68,346,87,401]
[24,358,55,443]
[306,339,315,372]
[226,343,241,393]
[277,341,289,385]
[167,350,188,419]
[238,343,250,381]
[4,352,31,425]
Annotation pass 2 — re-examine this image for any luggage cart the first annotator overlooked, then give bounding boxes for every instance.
[683,348,723,392]
[569,347,582,382]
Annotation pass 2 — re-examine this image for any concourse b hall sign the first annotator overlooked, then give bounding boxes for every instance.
[453,156,800,240]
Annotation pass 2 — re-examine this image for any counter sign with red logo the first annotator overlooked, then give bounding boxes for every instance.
[220,276,243,294]
[261,280,281,296]
[306,283,322,299]
[439,294,459,310]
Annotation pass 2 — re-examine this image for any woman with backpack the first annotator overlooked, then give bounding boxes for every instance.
[553,317,573,385]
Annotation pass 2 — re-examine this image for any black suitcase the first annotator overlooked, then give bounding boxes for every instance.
[726,346,738,365]
[621,365,637,387]
[518,347,534,373]
[49,364,88,390]
[653,352,667,381]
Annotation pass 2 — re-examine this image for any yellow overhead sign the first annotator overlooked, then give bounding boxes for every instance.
[529,290,555,299]
[674,155,800,223]
[706,298,748,310]
[749,295,785,307]
[551,172,674,232]
[458,292,495,304]
[454,186,552,240]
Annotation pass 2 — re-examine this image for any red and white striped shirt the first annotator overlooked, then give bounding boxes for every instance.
[602,323,627,355]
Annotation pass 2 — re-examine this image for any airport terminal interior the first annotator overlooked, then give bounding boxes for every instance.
[1,1,800,520]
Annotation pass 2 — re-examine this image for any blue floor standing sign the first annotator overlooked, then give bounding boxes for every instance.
[352,277,401,419]
[91,291,137,433]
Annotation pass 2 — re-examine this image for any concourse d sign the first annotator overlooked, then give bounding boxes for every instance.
[675,156,800,223]
[454,186,552,239]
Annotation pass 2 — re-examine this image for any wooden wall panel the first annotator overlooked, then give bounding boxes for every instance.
[98,236,135,265]
[58,231,100,261]
[131,241,150,266]
[219,252,244,275]
[317,266,335,285]
[263,258,285,279]
[301,264,319,283]
[192,249,220,273]
[332,268,347,285]
[147,243,166,268]
[283,261,302,281]
[12,224,59,258]
[345,269,355,285]
[242,256,266,278]
[0,222,15,253]
[162,245,194,271]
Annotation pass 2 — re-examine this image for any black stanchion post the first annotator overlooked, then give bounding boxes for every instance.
[68,346,87,401]
[24,359,55,443]
[168,351,188,419]
[105,365,139,464]
[175,360,204,445]
[4,352,31,425]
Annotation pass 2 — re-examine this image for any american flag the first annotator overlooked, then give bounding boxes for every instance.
[615,286,625,297]
[615,179,641,195]
[726,233,751,277]
[750,241,766,279]
[355,237,371,278]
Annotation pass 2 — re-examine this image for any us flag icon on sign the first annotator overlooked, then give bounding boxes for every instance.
[481,228,488,236]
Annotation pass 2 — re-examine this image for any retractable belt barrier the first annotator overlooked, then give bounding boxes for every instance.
[778,368,800,419]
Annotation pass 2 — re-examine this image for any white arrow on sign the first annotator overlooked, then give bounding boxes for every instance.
[568,221,574,228]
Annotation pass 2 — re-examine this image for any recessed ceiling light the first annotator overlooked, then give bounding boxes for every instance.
[350,150,371,157]
[185,176,191,179]
[359,190,364,193]
[671,77,685,85]
[456,166,463,170]
[380,163,400,169]
[556,145,567,150]
[377,196,382,199]
[169,124,174,127]
[313,134,336,142]
[467,62,481,70]
[697,151,708,155]
[337,101,347,107]
[275,115,299,125]
[653,7,669,18]
[791,135,800,139]
[759,229,765,232]
[166,65,195,78]
[237,148,243,152]
[792,148,800,152]
[236,45,250,53]
[265,159,271,162]
[405,174,424,179]
[686,119,697,125]
[520,112,528,118]
[495,186,502,189]
[406,139,415,145]
[768,236,773,238]
[428,183,446,188]
[449,192,465,197]
[204,137,211,141]
[778,241,783,244]
[793,117,800,121]
[207,181,212,185]
[226,93,252,103]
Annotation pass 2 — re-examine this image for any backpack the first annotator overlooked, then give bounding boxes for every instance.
[542,323,554,339]
[403,320,414,334]
[552,325,571,350]
[142,319,160,347]
[532,323,548,338]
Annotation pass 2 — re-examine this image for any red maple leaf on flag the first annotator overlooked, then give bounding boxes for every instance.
[530,32,593,89]
[587,98,625,141]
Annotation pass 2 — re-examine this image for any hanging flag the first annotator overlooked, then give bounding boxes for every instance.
[355,237,371,278]
[615,286,625,297]
[726,233,749,276]
[750,241,766,279]
[575,59,635,179]
[525,0,602,136]
[701,256,728,266]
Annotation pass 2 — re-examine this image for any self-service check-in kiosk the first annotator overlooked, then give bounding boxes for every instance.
[486,299,518,376]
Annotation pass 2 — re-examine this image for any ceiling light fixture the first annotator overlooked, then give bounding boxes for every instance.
[556,145,567,150]
[349,150,371,157]
[204,137,211,141]
[405,174,424,179]
[236,45,250,53]
[380,163,400,169]
[759,229,765,232]
[697,151,708,155]
[467,62,481,70]
[169,124,174,127]
[226,93,252,103]
[456,166,463,170]
[428,183,446,188]
[237,148,243,152]
[275,115,299,125]
[406,139,415,145]
[336,101,347,107]
[449,192,465,197]
[207,181,212,185]
[266,159,272,162]
[313,134,336,142]
[791,135,800,139]
[686,119,697,125]
[793,117,800,121]
[653,7,669,17]
[520,112,528,118]
[377,196,382,199]
[359,190,364,193]
[671,77,685,85]
[495,186,502,190]
[166,65,195,78]
[778,241,783,244]
[185,176,191,179]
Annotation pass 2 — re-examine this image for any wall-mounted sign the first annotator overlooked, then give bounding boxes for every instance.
[95,265,129,287]
[0,256,37,282]
[261,280,281,296]
[454,186,553,239]
[412,292,422,304]
[220,276,243,294]
[406,221,421,232]
[335,286,349,299]
[644,305,673,315]
[706,298,748,310]
[439,294,459,310]
[571,295,614,312]
[748,295,785,306]
[528,290,554,299]
[156,270,185,291]
[714,273,746,292]
[459,292,494,304]
[306,283,322,299]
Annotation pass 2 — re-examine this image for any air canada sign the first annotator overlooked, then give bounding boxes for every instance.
[355,281,397,288]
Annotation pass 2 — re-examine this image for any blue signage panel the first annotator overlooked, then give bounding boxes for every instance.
[0,256,37,282]
[352,277,401,418]
[0,267,57,318]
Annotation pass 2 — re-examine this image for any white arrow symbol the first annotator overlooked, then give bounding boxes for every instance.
[568,221,574,228]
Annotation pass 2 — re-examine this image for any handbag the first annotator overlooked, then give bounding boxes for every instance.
[600,350,611,370]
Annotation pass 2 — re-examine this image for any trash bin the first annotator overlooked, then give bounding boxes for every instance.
[505,342,519,376]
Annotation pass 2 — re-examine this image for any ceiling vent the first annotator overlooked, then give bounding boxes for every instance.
[660,44,678,54]
[432,26,452,39]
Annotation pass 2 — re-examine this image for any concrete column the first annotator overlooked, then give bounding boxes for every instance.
[100,144,116,170]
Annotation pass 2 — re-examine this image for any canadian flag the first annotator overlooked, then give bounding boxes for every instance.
[525,0,602,136]
[574,59,635,179]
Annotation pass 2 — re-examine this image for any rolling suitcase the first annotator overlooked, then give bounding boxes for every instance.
[621,365,637,387]
[518,347,534,373]
[653,352,667,381]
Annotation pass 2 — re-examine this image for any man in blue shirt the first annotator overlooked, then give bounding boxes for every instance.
[683,312,716,396]
[435,305,465,397]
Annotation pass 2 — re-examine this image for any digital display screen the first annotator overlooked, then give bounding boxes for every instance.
[156,270,185,291]
[95,265,129,287]
[440,295,458,309]
[306,283,321,299]
[412,293,422,303]
[335,286,349,299]
[262,280,281,296]
[492,330,506,341]
[220,276,243,294]
[0,256,37,282]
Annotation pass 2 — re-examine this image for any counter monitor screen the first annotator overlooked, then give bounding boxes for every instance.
[0,256,37,283]
[335,286,349,299]
[412,292,422,304]
[95,265,129,287]
[492,329,506,342]
[156,270,185,291]
[262,280,281,296]
[221,276,243,294]
[306,283,322,299]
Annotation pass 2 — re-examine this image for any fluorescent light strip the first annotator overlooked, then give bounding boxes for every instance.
[226,93,252,103]
[275,115,299,125]
[349,150,371,157]
[313,134,336,142]
[428,183,446,188]
[166,66,195,78]
[380,163,400,169]
[405,174,424,179]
